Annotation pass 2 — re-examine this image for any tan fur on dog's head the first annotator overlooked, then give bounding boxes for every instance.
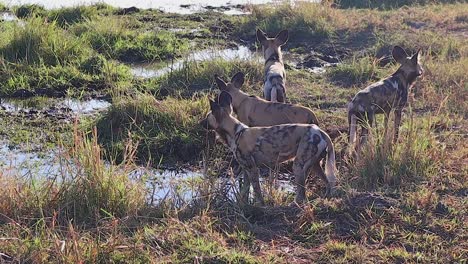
[256,29,289,61]
[214,72,245,94]
[392,46,424,82]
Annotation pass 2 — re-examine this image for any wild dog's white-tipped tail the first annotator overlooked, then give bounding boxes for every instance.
[322,130,337,189]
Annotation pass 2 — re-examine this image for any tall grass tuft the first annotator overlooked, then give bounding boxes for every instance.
[73,16,188,63]
[237,2,338,41]
[95,93,210,166]
[346,113,441,190]
[157,58,263,97]
[0,18,91,66]
[0,124,146,226]
[47,6,97,27]
[327,55,383,87]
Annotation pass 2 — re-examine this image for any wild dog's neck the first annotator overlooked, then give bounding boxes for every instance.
[217,117,247,152]
[392,67,419,90]
[264,47,283,66]
[229,89,250,113]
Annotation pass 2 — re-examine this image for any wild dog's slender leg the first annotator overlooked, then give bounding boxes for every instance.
[240,169,251,203]
[293,144,313,203]
[293,161,306,204]
[242,156,264,205]
[393,109,402,143]
[314,162,330,196]
[383,110,390,142]
[248,166,264,205]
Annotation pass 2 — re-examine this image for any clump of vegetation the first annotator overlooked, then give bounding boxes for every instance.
[0,18,132,95]
[0,128,145,225]
[47,6,98,27]
[14,4,46,18]
[334,0,461,9]
[346,115,441,190]
[95,94,209,165]
[73,16,189,63]
[0,18,91,65]
[327,55,383,87]
[156,58,263,97]
[237,2,339,42]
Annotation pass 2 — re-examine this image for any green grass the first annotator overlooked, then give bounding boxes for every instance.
[334,0,462,9]
[95,93,209,165]
[72,16,189,63]
[155,58,263,97]
[327,55,383,87]
[14,4,46,18]
[237,2,338,42]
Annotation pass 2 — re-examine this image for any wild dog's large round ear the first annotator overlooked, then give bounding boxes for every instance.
[256,29,268,44]
[214,74,228,91]
[275,30,289,46]
[218,91,232,108]
[411,48,421,63]
[392,46,408,64]
[231,72,245,89]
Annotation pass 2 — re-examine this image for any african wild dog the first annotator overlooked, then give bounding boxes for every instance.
[213,72,319,127]
[348,46,423,152]
[201,91,337,205]
[256,29,289,103]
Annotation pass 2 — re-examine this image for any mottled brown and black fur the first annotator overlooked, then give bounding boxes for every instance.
[257,29,288,103]
[214,72,319,127]
[348,46,423,152]
[201,91,337,205]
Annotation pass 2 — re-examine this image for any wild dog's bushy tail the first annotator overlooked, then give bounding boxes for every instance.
[269,76,286,103]
[322,130,337,185]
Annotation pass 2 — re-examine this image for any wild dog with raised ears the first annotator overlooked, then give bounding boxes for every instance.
[348,46,423,152]
[214,72,319,127]
[200,91,337,205]
[256,29,288,103]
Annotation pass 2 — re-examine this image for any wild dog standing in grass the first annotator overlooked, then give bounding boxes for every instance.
[348,46,423,153]
[214,72,319,126]
[200,91,337,205]
[257,29,289,103]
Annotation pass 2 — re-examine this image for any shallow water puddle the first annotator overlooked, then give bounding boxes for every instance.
[0,143,64,179]
[0,143,295,205]
[131,167,295,204]
[2,0,272,14]
[1,98,111,115]
[0,12,19,22]
[131,45,256,78]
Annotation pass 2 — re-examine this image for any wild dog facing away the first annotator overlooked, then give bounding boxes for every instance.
[201,91,337,205]
[213,72,319,127]
[257,28,289,103]
[348,46,423,153]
